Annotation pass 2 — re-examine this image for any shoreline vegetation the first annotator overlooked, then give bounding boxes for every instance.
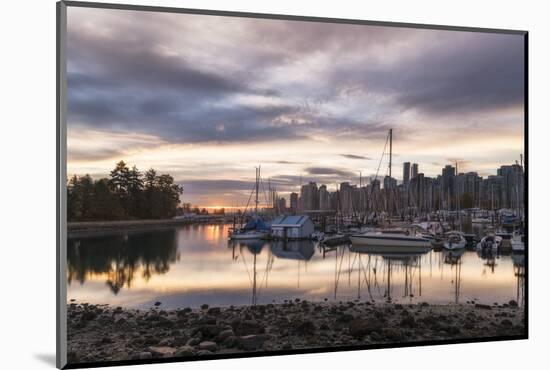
[67,217,223,235]
[68,161,183,223]
[67,300,525,364]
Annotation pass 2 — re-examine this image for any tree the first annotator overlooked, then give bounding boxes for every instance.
[79,175,95,220]
[67,161,184,222]
[110,160,131,214]
[67,175,82,220]
[91,178,125,220]
[127,165,144,218]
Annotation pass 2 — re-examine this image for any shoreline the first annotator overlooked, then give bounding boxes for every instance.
[67,217,225,236]
[67,300,525,364]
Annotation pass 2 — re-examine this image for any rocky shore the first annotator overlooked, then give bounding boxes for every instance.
[67,300,525,364]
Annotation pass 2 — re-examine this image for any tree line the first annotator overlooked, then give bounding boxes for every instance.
[67,160,183,222]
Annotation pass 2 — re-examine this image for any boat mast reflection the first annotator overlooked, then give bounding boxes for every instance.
[330,244,430,303]
[512,254,525,306]
[229,239,315,305]
[442,249,464,303]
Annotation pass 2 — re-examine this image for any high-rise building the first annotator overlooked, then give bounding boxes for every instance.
[318,185,330,210]
[403,162,411,186]
[300,182,319,211]
[290,192,299,214]
[383,175,397,190]
[339,182,355,214]
[411,163,419,179]
[442,164,455,196]
[496,164,524,209]
[277,197,286,213]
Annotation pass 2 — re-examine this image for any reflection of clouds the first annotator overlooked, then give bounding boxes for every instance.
[67,224,524,308]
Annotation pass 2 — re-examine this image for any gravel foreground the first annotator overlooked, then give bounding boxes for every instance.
[67,300,525,364]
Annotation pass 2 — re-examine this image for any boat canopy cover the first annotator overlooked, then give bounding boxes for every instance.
[243,216,270,231]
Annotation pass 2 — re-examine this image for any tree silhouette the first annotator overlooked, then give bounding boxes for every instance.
[67,161,183,221]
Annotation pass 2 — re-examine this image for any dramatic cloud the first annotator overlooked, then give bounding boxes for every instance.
[305,167,357,178]
[66,6,525,206]
[340,154,371,160]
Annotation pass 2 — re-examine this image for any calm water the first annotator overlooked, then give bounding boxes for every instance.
[67,224,525,309]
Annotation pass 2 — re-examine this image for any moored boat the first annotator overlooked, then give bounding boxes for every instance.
[350,243,432,256]
[472,217,491,224]
[350,231,431,249]
[229,229,270,240]
[476,233,503,253]
[510,231,525,253]
[443,231,466,250]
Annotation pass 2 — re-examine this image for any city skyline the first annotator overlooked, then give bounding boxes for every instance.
[66,7,525,208]
[281,160,524,212]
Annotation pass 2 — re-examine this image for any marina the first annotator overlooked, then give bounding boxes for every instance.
[67,222,525,309]
[58,8,529,366]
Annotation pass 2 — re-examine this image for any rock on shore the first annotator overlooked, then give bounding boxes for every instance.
[66,300,525,364]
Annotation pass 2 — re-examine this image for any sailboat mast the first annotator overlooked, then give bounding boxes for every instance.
[491,183,494,211]
[456,161,461,231]
[255,166,260,213]
[388,129,393,217]
[389,129,393,178]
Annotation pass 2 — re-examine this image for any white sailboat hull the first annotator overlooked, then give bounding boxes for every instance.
[350,233,431,248]
[351,244,432,255]
[230,231,269,240]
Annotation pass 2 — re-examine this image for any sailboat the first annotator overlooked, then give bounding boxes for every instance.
[443,165,466,250]
[510,230,525,252]
[476,233,502,253]
[229,166,270,240]
[443,231,467,250]
[350,129,432,251]
[321,187,351,246]
[510,160,525,253]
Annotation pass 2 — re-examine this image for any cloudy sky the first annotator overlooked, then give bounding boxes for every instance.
[66,6,525,208]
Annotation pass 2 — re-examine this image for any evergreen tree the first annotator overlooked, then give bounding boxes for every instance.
[92,178,125,220]
[110,160,131,214]
[66,161,183,222]
[127,165,144,218]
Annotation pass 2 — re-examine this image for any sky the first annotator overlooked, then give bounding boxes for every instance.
[66,6,525,208]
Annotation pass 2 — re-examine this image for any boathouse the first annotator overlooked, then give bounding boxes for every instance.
[270,215,315,240]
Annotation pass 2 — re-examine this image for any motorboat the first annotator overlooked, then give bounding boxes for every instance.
[443,231,466,250]
[476,233,503,253]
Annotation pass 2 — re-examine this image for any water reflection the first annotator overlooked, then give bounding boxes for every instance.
[512,253,525,306]
[341,245,430,303]
[67,230,179,294]
[67,224,524,309]
[227,240,316,305]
